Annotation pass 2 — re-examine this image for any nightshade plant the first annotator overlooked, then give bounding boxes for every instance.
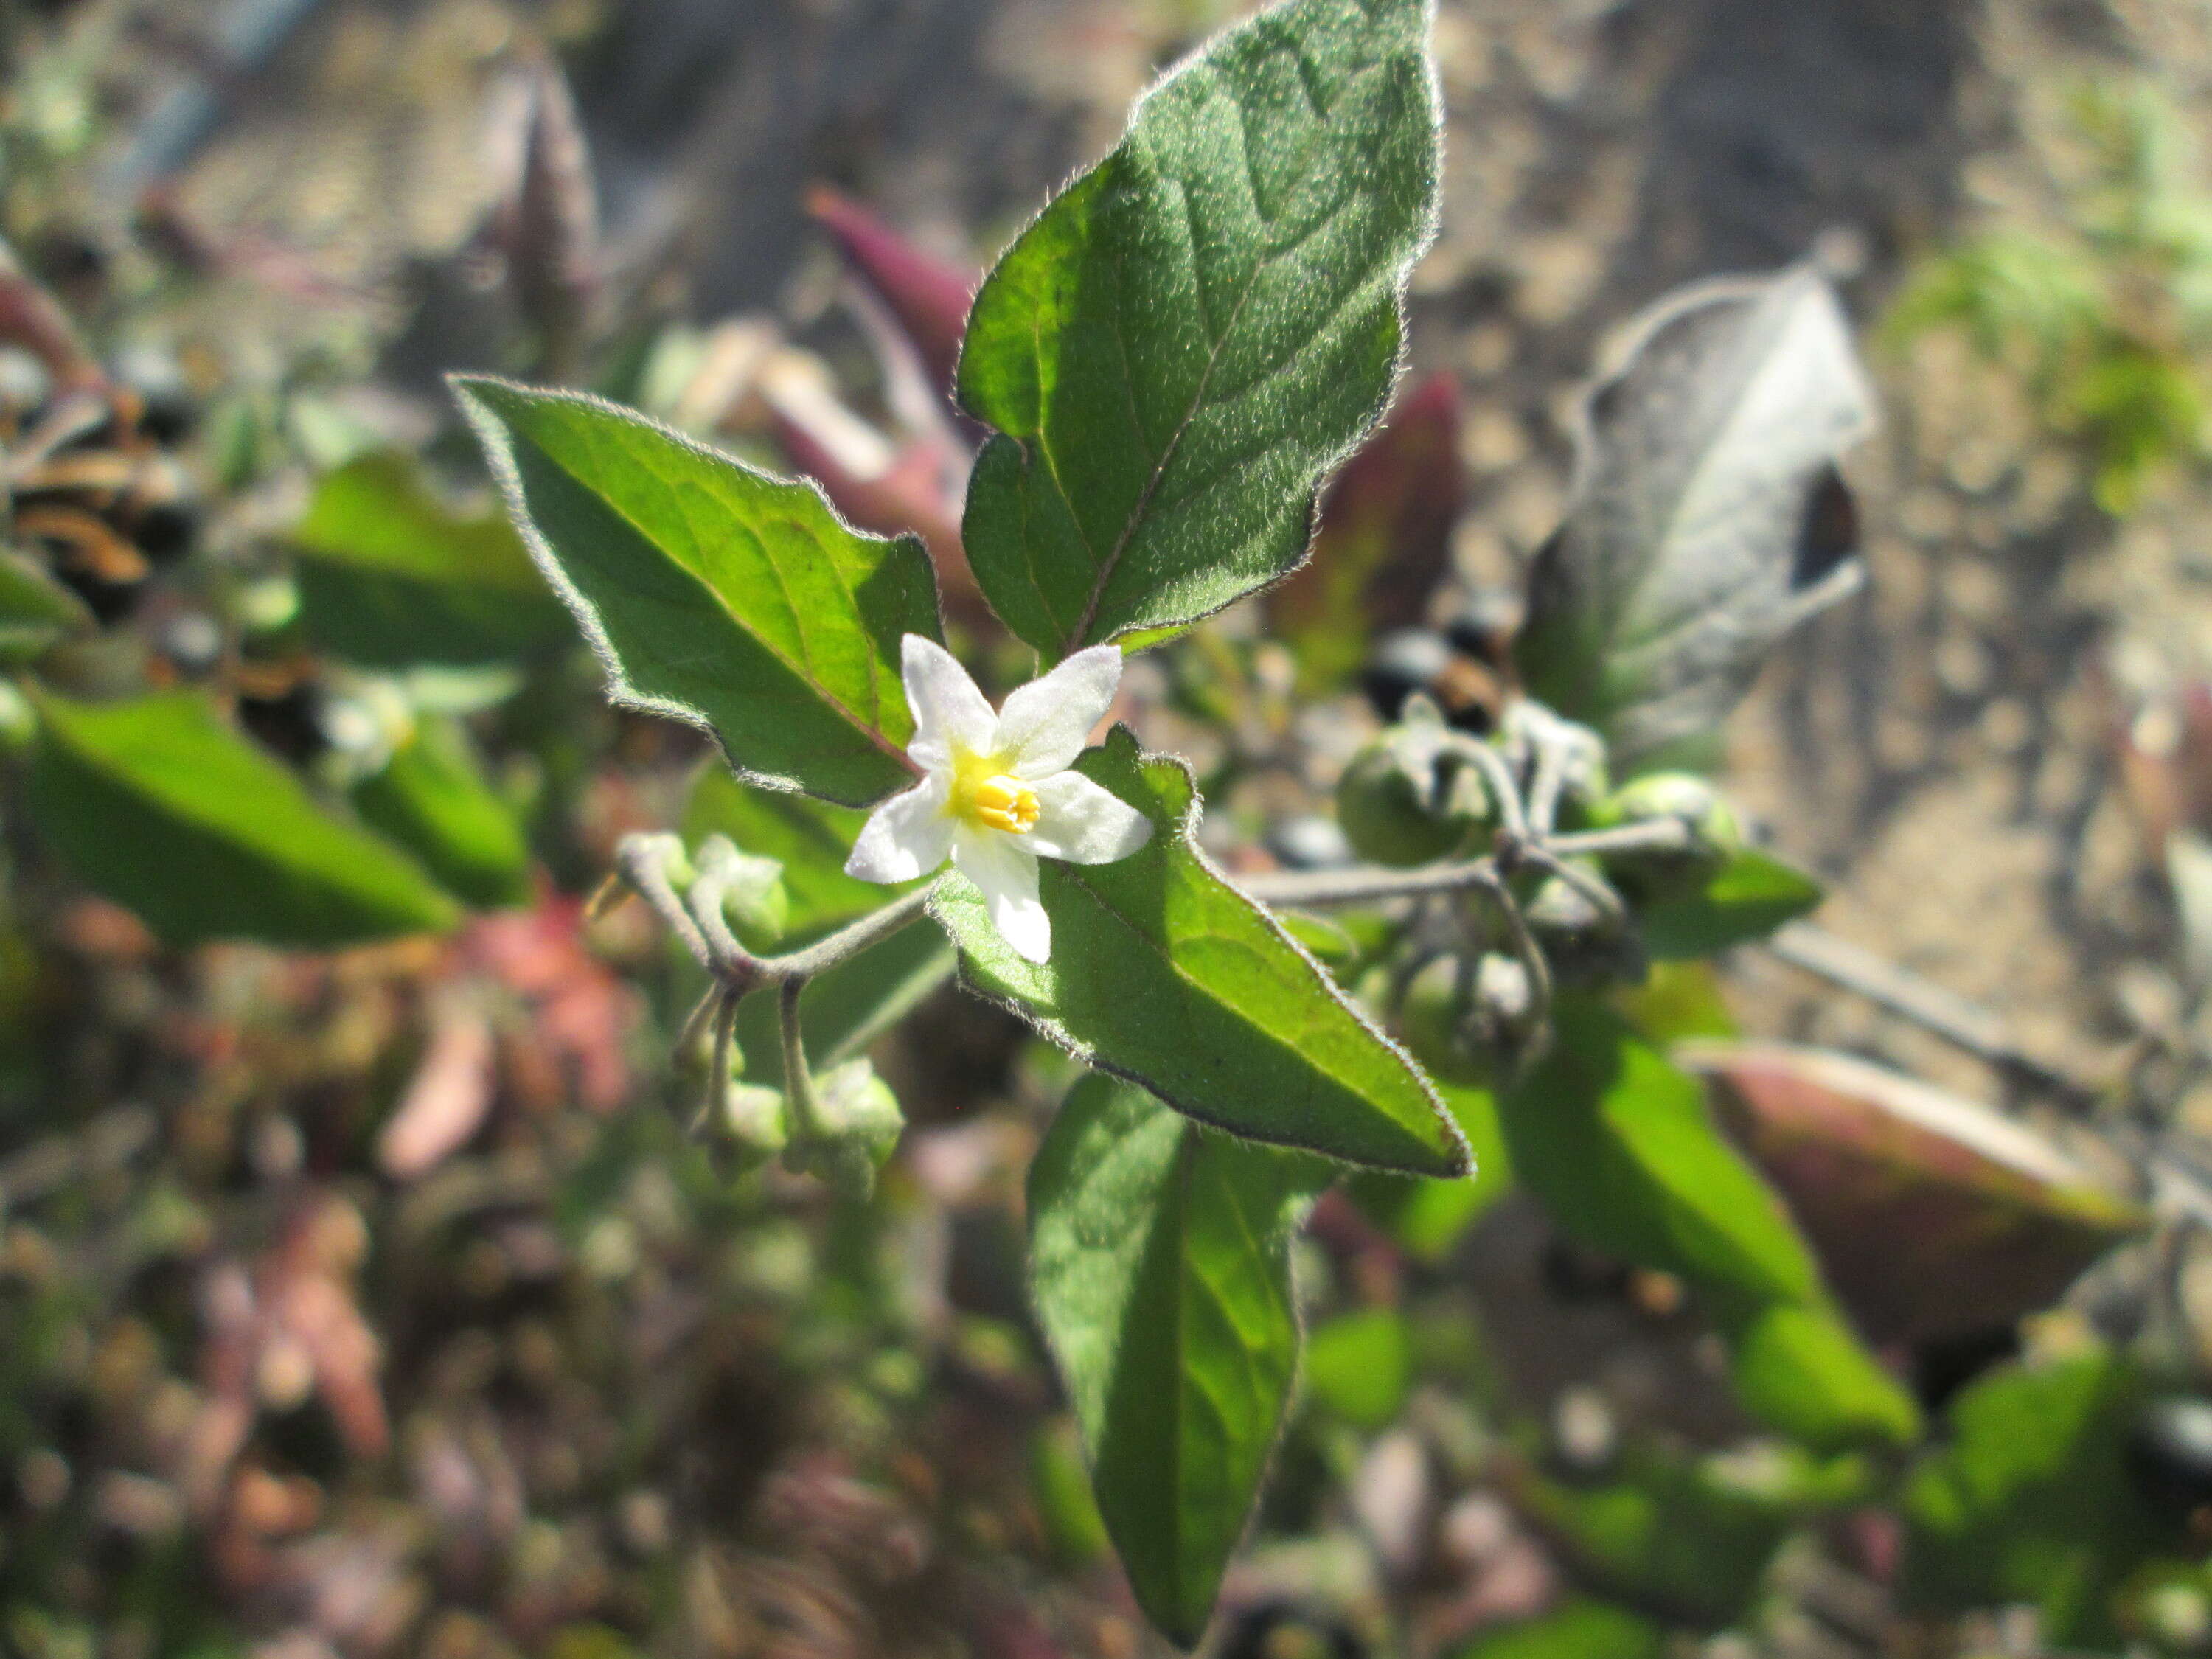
[6,0,2178,1650]
[443,0,1932,1643]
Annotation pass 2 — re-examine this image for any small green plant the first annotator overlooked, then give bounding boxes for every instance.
[445,4,1934,1643]
[0,2,2191,1652]
[1888,80,2212,514]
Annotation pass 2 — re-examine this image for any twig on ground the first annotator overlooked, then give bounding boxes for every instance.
[1759,919,2101,1107]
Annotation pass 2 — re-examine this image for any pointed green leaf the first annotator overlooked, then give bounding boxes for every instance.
[1504,998,1914,1447]
[290,450,574,667]
[453,378,942,807]
[1902,1347,2170,1644]
[0,548,91,661]
[1719,1299,1921,1452]
[1509,1440,1801,1626]
[1029,1075,1332,1646]
[933,727,1467,1176]
[28,692,459,947]
[350,714,532,910]
[1502,998,1818,1304]
[956,0,1441,658]
[1618,846,1823,960]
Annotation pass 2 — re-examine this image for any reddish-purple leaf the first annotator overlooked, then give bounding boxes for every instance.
[0,236,105,394]
[1683,1043,2144,1344]
[492,52,600,376]
[1267,370,1465,688]
[807,187,975,398]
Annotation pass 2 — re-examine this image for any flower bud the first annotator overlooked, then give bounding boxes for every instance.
[1335,701,1497,868]
[784,1058,905,1202]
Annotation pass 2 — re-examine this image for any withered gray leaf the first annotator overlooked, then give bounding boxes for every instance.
[1514,265,1874,765]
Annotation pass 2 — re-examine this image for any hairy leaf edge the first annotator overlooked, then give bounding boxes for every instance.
[950,0,1447,661]
[1028,1077,1332,1647]
[450,372,942,808]
[932,728,1471,1178]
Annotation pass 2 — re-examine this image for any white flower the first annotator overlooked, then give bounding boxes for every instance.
[846,635,1152,963]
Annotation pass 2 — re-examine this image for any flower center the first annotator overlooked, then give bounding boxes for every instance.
[966,771,1040,834]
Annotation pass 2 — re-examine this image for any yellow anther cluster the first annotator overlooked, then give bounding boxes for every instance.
[968,773,1040,834]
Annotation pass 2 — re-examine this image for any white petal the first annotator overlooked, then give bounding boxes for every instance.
[953,824,1050,963]
[844,775,953,883]
[993,644,1123,779]
[902,634,996,771]
[1025,771,1152,864]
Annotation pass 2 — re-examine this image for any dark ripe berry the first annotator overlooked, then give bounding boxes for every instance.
[1540,1237,1632,1304]
[1908,1324,2019,1416]
[1266,813,1352,871]
[125,456,200,564]
[109,345,196,443]
[2130,1396,2212,1521]
[32,230,108,307]
[237,684,326,767]
[1360,628,1453,722]
[1442,588,1523,667]
[55,566,138,625]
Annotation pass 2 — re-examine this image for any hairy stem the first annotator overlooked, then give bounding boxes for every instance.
[616,832,937,990]
[1239,819,1691,909]
[778,977,825,1139]
[1761,919,2098,1106]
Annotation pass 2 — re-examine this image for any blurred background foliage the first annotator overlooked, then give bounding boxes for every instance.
[7,1,2212,1658]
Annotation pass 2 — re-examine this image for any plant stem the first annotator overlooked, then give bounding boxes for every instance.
[618,835,714,968]
[616,832,936,990]
[692,989,737,1140]
[1760,919,2099,1106]
[765,884,938,982]
[1239,820,1691,909]
[778,977,827,1140]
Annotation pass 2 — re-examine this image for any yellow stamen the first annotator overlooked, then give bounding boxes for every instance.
[968,772,1040,834]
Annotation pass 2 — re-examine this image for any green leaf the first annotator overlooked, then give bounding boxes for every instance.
[453,378,942,807]
[1620,846,1823,960]
[27,691,459,947]
[1902,1347,2171,1644]
[1500,998,1817,1305]
[1719,1299,1921,1452]
[1515,267,1874,766]
[1509,1441,1800,1626]
[1347,1076,1513,1262]
[350,714,532,909]
[1302,1307,1411,1429]
[290,450,574,667]
[1029,1075,1332,1646]
[933,726,1467,1176]
[1447,1599,1664,1659]
[0,548,91,661]
[1505,1004,1914,1448]
[682,761,905,936]
[956,0,1440,658]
